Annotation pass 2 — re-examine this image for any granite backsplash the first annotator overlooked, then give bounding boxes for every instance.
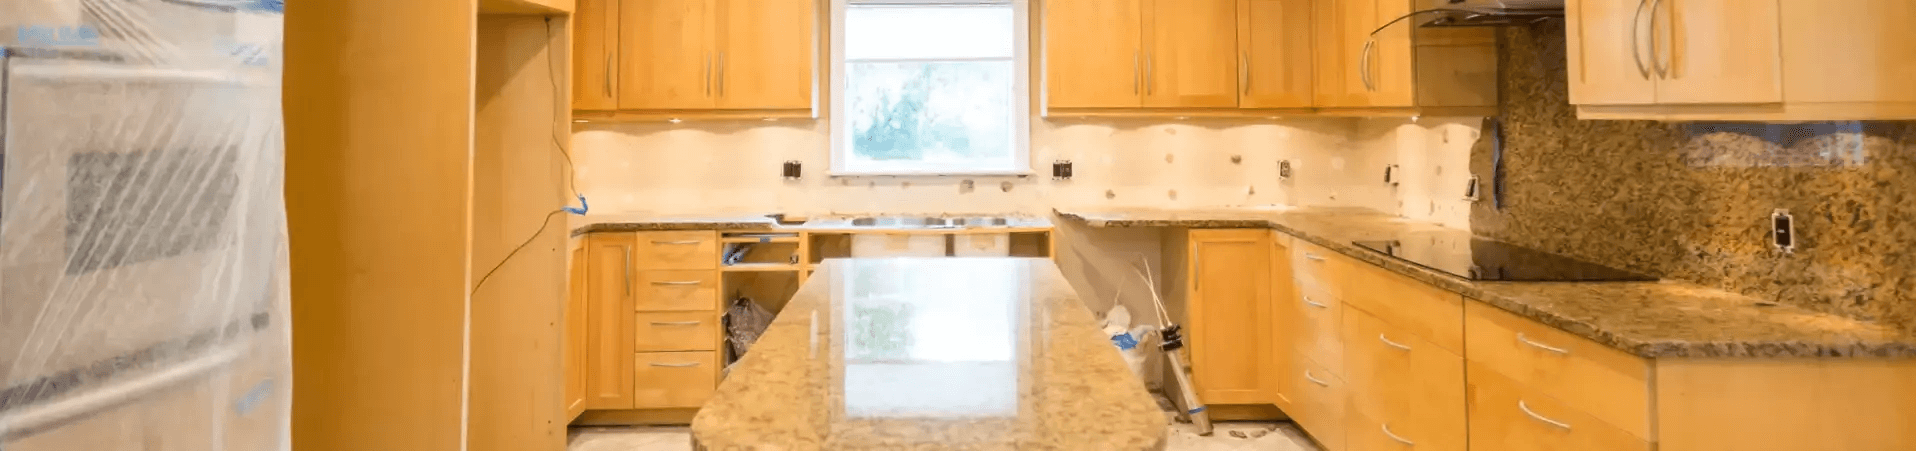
[1472,21,1916,333]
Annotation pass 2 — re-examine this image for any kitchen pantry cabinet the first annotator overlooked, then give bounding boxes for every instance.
[573,0,817,119]
[1312,0,1497,115]
[1045,0,1240,111]
[1568,0,1916,120]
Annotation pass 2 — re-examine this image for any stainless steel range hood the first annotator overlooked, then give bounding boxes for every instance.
[1419,0,1564,27]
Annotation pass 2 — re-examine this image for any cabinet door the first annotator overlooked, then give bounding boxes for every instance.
[1565,0,1657,105]
[1267,232,1299,409]
[1366,0,1416,107]
[1143,0,1240,108]
[1313,0,1374,107]
[565,247,589,419]
[583,234,636,410]
[1344,307,1466,451]
[715,0,816,110]
[1650,0,1781,104]
[1044,0,1145,109]
[1238,0,1314,109]
[619,0,717,110]
[573,0,620,110]
[1187,229,1272,405]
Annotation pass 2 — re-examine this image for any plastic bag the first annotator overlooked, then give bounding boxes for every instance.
[725,296,776,361]
[1102,305,1157,381]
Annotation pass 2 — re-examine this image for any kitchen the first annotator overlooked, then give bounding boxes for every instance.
[6,0,1908,450]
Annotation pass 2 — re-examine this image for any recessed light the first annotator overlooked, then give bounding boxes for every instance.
[763,117,779,122]
[1175,116,1190,120]
[668,118,683,124]
[572,119,589,123]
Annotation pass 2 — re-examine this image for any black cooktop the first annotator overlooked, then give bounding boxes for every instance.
[1353,237,1656,282]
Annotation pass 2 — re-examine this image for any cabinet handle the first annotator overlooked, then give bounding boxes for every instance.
[650,321,702,326]
[604,48,614,98]
[1239,50,1249,95]
[1303,370,1330,387]
[717,51,727,97]
[1381,424,1415,446]
[1378,333,1412,351]
[1359,39,1376,92]
[652,280,702,286]
[1517,333,1570,354]
[1304,253,1327,262]
[703,53,712,96]
[1630,0,1652,79]
[1519,400,1574,430]
[652,240,702,245]
[1303,296,1328,309]
[1650,0,1670,78]
[1133,50,1141,95]
[1145,52,1154,95]
[604,4,615,99]
[622,245,633,297]
[649,362,701,368]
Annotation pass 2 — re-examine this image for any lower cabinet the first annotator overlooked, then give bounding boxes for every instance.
[1185,229,1275,405]
[1343,306,1465,451]
[1288,355,1347,451]
[571,231,724,423]
[1465,362,1651,451]
[632,351,720,409]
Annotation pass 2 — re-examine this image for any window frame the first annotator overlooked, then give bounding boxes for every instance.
[828,0,1033,177]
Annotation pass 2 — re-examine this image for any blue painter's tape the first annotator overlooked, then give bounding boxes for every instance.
[563,194,589,215]
[1187,406,1207,414]
[1110,333,1139,351]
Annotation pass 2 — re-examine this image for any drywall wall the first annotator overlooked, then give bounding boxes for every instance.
[472,14,570,451]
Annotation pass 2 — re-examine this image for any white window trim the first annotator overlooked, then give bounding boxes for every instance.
[828,0,1034,177]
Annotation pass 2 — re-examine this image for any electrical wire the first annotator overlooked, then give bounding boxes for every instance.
[472,209,566,296]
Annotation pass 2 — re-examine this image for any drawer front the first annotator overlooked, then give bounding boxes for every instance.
[1466,362,1652,451]
[1344,306,1467,451]
[633,351,719,409]
[1341,262,1464,354]
[1291,241,1350,300]
[1291,356,1347,451]
[634,270,719,311]
[1290,283,1344,376]
[1463,301,1652,440]
[634,231,717,270]
[634,311,720,352]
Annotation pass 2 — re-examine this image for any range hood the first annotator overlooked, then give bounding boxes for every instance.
[1418,0,1564,27]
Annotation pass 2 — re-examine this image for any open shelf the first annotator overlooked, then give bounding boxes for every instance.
[721,232,801,244]
[721,263,803,272]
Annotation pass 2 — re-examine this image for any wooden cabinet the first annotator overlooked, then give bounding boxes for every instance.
[1343,306,1466,451]
[1266,232,1298,409]
[1570,0,1916,120]
[572,0,620,111]
[1185,229,1273,405]
[1466,363,1652,451]
[577,0,817,118]
[1238,0,1316,109]
[583,233,637,410]
[1311,0,1496,115]
[565,247,589,420]
[1045,0,1239,111]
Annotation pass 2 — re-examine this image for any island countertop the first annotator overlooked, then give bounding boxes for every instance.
[690,258,1167,450]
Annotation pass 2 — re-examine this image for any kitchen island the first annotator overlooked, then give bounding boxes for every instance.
[690,258,1166,450]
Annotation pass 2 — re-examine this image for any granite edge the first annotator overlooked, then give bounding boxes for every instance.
[1058,211,1916,359]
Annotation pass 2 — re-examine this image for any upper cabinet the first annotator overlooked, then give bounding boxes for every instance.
[575,0,817,119]
[1568,0,1916,120]
[1312,0,1498,115]
[1045,0,1240,112]
[1239,0,1317,109]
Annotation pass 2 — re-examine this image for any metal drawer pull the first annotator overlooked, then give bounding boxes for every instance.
[1378,334,1412,351]
[1304,370,1330,387]
[649,362,701,368]
[650,321,701,326]
[1630,0,1651,79]
[1649,0,1670,78]
[652,240,703,245]
[1359,39,1376,92]
[1519,400,1573,430]
[652,280,702,286]
[1303,297,1329,309]
[1382,424,1415,446]
[1517,333,1570,354]
[1304,253,1327,262]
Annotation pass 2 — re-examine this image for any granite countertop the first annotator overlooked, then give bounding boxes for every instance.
[572,214,1055,237]
[690,258,1166,450]
[1057,207,1916,358]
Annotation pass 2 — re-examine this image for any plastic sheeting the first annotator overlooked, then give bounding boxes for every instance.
[0,1,288,450]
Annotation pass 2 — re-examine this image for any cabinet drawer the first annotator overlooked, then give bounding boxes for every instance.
[1463,301,1652,440]
[1341,262,1463,354]
[1291,356,1347,451]
[1290,283,1344,376]
[1291,241,1350,300]
[634,270,719,311]
[634,311,719,352]
[634,231,717,269]
[633,351,719,409]
[1344,306,1467,451]
[1466,362,1652,451]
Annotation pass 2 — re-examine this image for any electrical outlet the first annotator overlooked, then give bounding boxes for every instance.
[1772,209,1795,253]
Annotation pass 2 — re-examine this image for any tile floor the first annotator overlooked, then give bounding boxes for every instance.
[567,419,1323,451]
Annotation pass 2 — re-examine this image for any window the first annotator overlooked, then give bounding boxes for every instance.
[830,0,1031,176]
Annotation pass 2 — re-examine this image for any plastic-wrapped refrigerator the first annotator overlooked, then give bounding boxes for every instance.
[0,0,289,450]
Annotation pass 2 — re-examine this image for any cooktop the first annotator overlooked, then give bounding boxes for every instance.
[1353,236,1656,282]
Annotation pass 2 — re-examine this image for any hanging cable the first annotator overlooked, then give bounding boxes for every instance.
[472,210,565,296]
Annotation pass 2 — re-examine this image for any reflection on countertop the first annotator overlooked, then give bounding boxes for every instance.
[689,258,1165,450]
[1056,207,1916,358]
